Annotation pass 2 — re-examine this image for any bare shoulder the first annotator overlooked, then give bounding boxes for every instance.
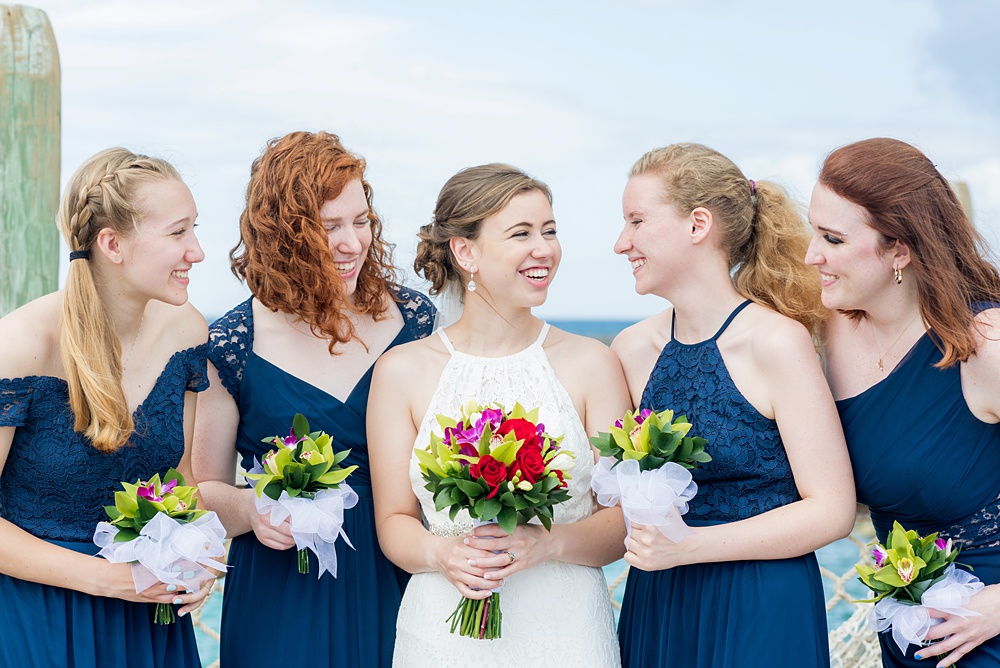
[745,306,817,368]
[0,293,62,378]
[147,301,208,350]
[611,310,671,360]
[967,306,1000,379]
[545,326,623,382]
[374,332,448,380]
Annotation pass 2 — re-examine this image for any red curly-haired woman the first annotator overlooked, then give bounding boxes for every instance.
[192,131,436,667]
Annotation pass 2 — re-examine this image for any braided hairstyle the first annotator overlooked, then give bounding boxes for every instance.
[58,147,181,452]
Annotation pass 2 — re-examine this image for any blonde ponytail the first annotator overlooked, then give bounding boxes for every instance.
[631,144,825,335]
[58,148,180,452]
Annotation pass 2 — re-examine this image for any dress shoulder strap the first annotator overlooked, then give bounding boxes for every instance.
[710,299,752,341]
[436,328,457,355]
[534,322,551,347]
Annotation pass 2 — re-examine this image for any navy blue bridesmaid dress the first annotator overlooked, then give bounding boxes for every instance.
[210,287,435,668]
[838,307,1000,667]
[617,301,830,668]
[0,345,208,668]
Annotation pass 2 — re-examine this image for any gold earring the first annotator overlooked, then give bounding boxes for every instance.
[894,267,903,285]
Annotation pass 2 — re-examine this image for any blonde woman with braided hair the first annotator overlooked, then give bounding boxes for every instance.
[0,147,211,667]
[612,144,855,667]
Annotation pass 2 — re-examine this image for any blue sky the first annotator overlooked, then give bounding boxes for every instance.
[29,0,1000,319]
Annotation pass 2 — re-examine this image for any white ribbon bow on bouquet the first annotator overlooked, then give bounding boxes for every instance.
[870,565,984,654]
[590,457,698,543]
[94,512,229,592]
[255,485,359,579]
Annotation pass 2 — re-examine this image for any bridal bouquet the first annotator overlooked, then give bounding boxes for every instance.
[245,413,359,577]
[93,469,227,624]
[589,408,711,543]
[855,521,983,656]
[415,401,574,640]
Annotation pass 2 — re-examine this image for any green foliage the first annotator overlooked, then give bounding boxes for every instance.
[103,468,206,535]
[589,408,711,472]
[854,521,962,604]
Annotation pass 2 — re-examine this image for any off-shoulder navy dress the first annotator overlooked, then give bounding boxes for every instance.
[210,287,435,668]
[838,308,1000,667]
[617,301,830,668]
[0,345,209,668]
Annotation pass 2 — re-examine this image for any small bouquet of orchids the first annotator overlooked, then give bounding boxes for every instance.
[589,407,711,543]
[855,521,983,656]
[245,413,358,577]
[93,469,227,624]
[415,400,574,640]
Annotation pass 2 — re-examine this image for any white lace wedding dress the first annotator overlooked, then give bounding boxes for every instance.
[393,324,621,668]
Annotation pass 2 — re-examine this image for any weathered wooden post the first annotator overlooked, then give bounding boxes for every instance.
[0,5,60,316]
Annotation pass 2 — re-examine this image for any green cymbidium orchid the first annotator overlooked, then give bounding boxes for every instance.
[590,407,710,472]
[854,521,963,604]
[245,414,357,501]
[102,469,206,543]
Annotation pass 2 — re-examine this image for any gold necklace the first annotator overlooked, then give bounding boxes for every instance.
[870,312,920,373]
[121,312,145,371]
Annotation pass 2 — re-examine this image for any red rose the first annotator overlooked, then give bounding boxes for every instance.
[512,446,546,484]
[495,418,540,450]
[469,455,507,499]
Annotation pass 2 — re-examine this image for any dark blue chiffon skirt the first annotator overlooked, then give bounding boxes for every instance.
[618,552,829,668]
[0,540,200,668]
[219,490,407,667]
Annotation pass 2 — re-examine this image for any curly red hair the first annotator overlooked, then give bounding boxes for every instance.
[230,131,397,351]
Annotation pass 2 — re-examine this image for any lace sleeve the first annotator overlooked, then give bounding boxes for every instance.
[183,343,210,393]
[0,378,33,427]
[208,299,253,402]
[395,286,438,340]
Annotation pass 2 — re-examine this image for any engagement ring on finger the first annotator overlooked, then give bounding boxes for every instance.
[506,551,516,564]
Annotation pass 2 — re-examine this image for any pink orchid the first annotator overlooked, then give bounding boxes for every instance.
[872,545,888,568]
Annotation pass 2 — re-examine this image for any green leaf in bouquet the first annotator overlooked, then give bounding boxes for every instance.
[248,474,275,498]
[497,505,517,536]
[537,476,561,495]
[448,505,461,522]
[163,468,184,486]
[414,447,446,478]
[115,491,139,518]
[513,495,529,511]
[434,487,453,512]
[622,449,647,462]
[113,527,140,543]
[450,486,465,505]
[589,431,619,458]
[331,448,351,466]
[473,496,485,519]
[609,426,633,453]
[536,511,553,531]
[455,479,484,498]
[262,480,284,501]
[313,432,332,450]
[689,450,712,464]
[292,413,310,439]
[676,437,694,463]
[136,496,160,524]
[104,505,123,521]
[481,496,502,522]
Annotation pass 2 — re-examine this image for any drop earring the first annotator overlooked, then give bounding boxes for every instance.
[894,267,903,285]
[467,269,476,293]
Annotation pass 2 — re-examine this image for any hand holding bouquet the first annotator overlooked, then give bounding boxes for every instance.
[414,401,573,640]
[245,413,359,578]
[855,521,983,656]
[93,469,227,624]
[590,407,710,543]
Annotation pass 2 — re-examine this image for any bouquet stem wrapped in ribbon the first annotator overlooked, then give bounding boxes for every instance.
[245,414,358,578]
[855,521,983,657]
[93,469,227,624]
[589,408,710,543]
[415,401,574,640]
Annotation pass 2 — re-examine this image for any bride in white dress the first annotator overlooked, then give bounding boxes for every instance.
[369,164,629,667]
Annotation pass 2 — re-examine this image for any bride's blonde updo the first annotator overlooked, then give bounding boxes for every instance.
[414,163,551,295]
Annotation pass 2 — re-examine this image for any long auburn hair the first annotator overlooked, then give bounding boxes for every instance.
[230,131,396,352]
[631,143,826,336]
[819,137,1000,367]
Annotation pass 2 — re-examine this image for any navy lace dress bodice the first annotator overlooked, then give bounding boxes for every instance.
[0,345,208,668]
[210,286,435,668]
[617,301,830,668]
[837,307,1000,667]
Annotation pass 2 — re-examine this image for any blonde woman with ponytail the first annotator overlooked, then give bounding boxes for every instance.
[0,148,211,667]
[611,144,855,668]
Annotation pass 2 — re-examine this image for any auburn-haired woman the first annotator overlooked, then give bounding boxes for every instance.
[0,147,211,667]
[192,131,436,667]
[612,143,856,668]
[807,137,1000,668]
